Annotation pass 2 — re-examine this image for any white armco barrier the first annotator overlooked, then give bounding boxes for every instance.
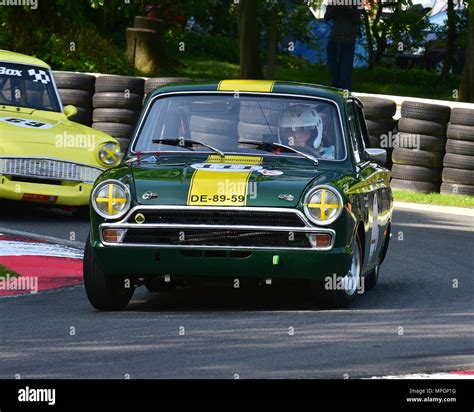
[353,91,474,120]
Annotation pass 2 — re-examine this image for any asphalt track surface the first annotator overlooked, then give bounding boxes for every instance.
[0,203,472,379]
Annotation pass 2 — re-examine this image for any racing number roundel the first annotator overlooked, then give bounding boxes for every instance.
[0,117,53,129]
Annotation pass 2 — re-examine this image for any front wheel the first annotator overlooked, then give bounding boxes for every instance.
[311,234,362,308]
[83,236,134,311]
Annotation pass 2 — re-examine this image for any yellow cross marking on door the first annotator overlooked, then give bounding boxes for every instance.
[103,145,118,163]
[96,184,126,215]
[307,190,339,220]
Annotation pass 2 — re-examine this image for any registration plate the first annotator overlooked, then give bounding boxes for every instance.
[22,193,58,204]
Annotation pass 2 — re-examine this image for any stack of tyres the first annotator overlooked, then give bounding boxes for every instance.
[391,101,451,193]
[188,100,239,149]
[144,77,191,101]
[441,108,474,196]
[358,96,397,168]
[238,101,280,142]
[92,75,145,152]
[53,71,95,126]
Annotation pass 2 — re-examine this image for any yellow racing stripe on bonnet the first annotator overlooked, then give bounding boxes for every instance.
[187,155,263,206]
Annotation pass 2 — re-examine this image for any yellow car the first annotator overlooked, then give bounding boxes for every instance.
[0,50,121,209]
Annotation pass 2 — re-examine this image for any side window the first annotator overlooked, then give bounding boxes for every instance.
[346,102,363,164]
[353,101,370,149]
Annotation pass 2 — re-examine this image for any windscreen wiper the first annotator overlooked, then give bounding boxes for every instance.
[239,140,318,165]
[152,138,225,158]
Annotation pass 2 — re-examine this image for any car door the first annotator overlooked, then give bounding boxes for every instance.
[346,99,390,268]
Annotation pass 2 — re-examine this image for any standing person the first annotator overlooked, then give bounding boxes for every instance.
[324,4,362,91]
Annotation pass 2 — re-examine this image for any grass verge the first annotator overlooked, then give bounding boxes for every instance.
[172,55,461,101]
[393,190,474,208]
[0,265,19,280]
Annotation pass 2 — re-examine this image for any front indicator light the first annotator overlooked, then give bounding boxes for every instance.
[307,233,332,249]
[103,229,127,243]
[92,180,131,219]
[98,142,121,166]
[304,186,343,226]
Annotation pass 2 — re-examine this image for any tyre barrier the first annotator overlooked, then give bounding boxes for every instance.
[92,75,145,149]
[392,101,451,193]
[441,107,474,196]
[144,77,191,96]
[53,71,95,126]
[359,96,397,168]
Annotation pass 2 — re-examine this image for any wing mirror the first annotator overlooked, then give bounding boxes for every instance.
[365,148,387,166]
[64,105,77,118]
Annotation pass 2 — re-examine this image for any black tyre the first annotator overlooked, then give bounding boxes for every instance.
[366,118,396,135]
[446,124,474,142]
[83,237,134,311]
[443,153,474,170]
[53,71,95,92]
[68,106,92,126]
[364,265,379,291]
[449,108,474,126]
[190,115,238,135]
[440,182,474,196]
[144,77,191,95]
[398,117,447,138]
[390,178,439,194]
[239,102,281,125]
[393,133,446,152]
[93,108,139,125]
[392,148,443,168]
[58,89,92,107]
[92,122,133,139]
[368,135,381,148]
[72,206,90,220]
[442,168,474,185]
[93,92,142,110]
[238,121,278,141]
[190,131,237,148]
[115,137,130,153]
[445,139,474,156]
[95,75,145,95]
[359,96,397,119]
[310,234,362,308]
[401,101,451,124]
[391,164,441,182]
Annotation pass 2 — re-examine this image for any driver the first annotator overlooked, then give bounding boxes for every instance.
[279,107,335,159]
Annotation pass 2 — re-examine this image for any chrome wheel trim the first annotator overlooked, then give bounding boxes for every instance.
[343,239,361,296]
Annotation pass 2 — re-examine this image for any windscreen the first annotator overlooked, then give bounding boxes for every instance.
[133,94,346,161]
[0,62,61,112]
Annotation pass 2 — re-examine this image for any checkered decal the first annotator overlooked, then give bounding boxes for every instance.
[28,68,50,84]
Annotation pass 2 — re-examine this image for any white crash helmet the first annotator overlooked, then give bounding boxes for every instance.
[279,108,324,149]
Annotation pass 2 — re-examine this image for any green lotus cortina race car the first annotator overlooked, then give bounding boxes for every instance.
[84,79,393,311]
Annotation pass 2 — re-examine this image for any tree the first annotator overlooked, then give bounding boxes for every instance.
[363,0,430,68]
[238,0,263,79]
[459,5,474,102]
[441,0,456,78]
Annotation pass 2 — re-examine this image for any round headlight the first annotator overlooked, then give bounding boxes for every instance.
[304,186,343,225]
[92,180,131,219]
[98,142,121,166]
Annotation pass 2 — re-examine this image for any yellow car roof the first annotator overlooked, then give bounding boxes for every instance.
[0,50,50,69]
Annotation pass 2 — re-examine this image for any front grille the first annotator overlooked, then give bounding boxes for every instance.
[10,176,62,186]
[128,209,306,227]
[0,157,102,184]
[124,228,311,248]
